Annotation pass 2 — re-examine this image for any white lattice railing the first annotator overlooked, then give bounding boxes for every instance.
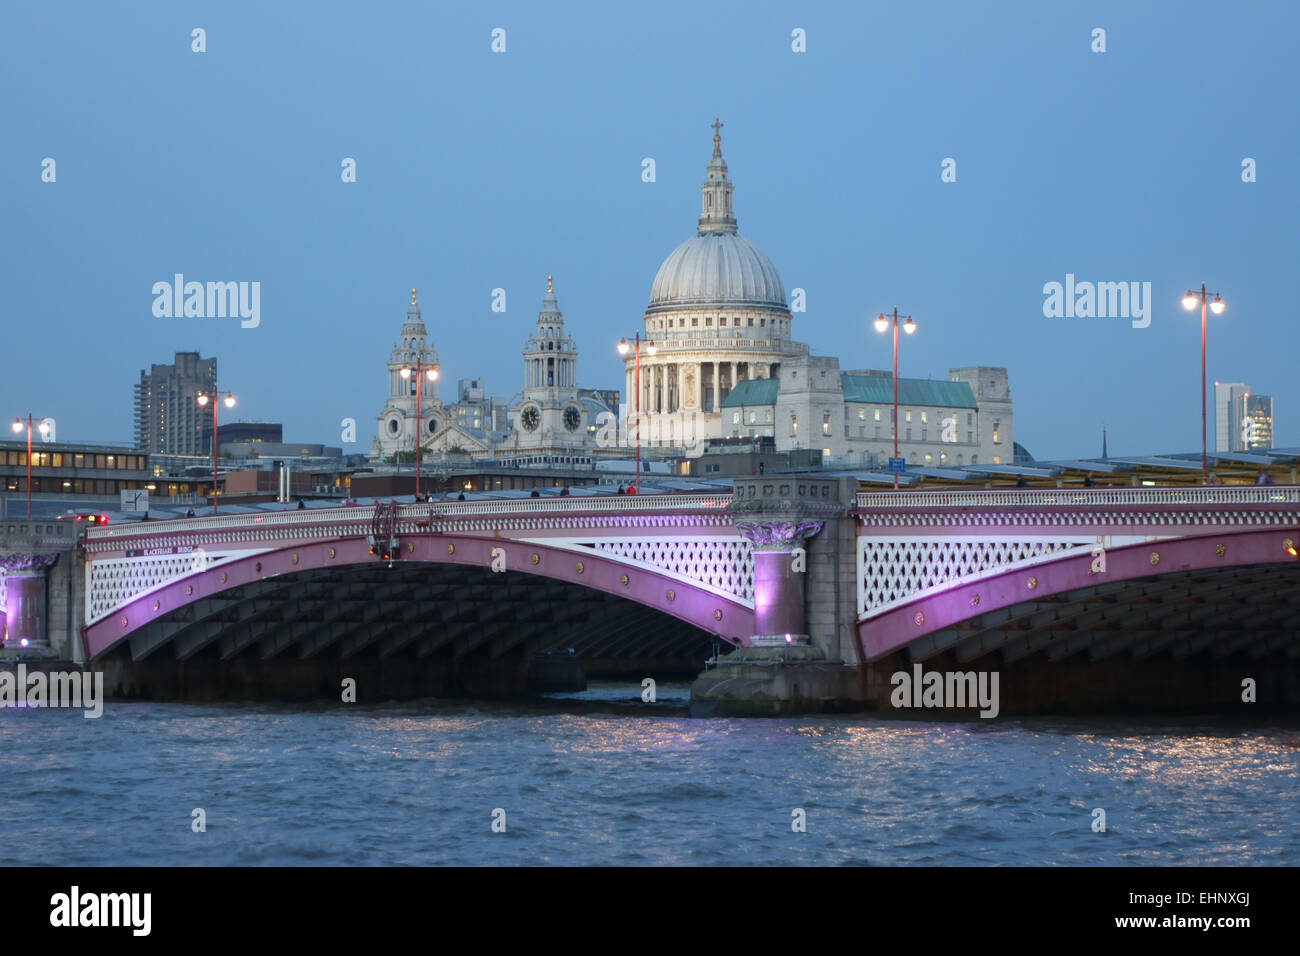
[856,487,1300,509]
[858,537,1093,616]
[84,494,735,543]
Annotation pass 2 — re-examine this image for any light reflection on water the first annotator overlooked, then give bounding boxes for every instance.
[1,682,1296,866]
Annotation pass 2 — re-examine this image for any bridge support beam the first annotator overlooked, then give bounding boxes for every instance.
[692,477,870,715]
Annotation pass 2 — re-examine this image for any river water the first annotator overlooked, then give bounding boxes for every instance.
[3,682,1297,866]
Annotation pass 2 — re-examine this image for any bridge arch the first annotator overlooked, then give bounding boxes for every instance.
[84,527,755,662]
[858,527,1300,663]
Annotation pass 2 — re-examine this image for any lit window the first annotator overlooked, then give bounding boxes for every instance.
[993,455,1001,464]
[993,422,1001,443]
[874,408,881,421]
[790,415,798,436]
[858,408,865,420]
[921,411,927,424]
[822,413,831,436]
[905,410,912,423]
[733,411,741,424]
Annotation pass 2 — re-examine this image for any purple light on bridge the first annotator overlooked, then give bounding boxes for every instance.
[20,639,29,648]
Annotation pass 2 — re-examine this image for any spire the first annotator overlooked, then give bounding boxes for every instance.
[411,287,417,307]
[1101,420,1108,460]
[541,275,560,317]
[698,118,737,235]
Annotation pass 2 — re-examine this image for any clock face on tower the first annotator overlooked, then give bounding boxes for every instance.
[521,405,540,431]
[563,406,581,431]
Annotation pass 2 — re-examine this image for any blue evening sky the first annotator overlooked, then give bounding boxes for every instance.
[2,0,1296,460]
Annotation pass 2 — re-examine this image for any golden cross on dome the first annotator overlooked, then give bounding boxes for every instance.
[712,118,723,136]
[411,287,417,306]
[547,274,553,293]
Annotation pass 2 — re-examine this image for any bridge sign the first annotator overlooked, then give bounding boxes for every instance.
[887,457,906,474]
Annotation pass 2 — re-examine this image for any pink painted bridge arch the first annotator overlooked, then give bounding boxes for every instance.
[81,495,758,662]
[852,486,1300,666]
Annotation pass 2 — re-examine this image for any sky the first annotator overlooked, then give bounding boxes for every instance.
[2,0,1297,460]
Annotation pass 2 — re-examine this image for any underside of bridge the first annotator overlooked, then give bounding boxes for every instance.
[884,562,1300,713]
[94,563,715,701]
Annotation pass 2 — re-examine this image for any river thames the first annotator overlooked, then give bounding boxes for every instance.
[2,682,1296,866]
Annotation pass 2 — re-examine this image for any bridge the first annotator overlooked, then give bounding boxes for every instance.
[4,478,1299,713]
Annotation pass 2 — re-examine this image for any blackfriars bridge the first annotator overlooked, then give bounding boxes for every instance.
[4,478,1300,714]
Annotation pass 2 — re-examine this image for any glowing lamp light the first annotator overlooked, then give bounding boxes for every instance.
[11,419,23,433]
[400,366,411,379]
[1210,295,1225,315]
[20,639,29,648]
[873,314,888,333]
[427,368,439,381]
[617,338,630,356]
[223,393,235,408]
[196,393,209,406]
[1182,292,1199,311]
[645,341,657,356]
[784,633,793,644]
[904,317,917,335]
[37,421,50,435]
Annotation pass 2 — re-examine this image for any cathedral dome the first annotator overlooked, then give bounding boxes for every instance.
[644,122,789,317]
[647,232,786,313]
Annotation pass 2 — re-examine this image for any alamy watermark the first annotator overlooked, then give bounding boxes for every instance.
[152,274,260,328]
[1042,274,1152,328]
[890,664,1000,718]
[50,886,150,936]
[0,665,103,718]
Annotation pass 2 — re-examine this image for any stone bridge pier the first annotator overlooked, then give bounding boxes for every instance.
[1,519,83,663]
[691,476,872,715]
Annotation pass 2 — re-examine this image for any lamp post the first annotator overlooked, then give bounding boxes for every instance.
[400,359,440,499]
[196,388,236,515]
[873,307,917,489]
[617,333,656,494]
[10,415,51,518]
[1181,284,1225,485]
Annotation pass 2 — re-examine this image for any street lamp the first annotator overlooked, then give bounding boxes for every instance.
[873,307,917,489]
[616,333,656,494]
[10,415,51,518]
[399,359,440,499]
[1181,284,1225,484]
[196,389,237,515]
